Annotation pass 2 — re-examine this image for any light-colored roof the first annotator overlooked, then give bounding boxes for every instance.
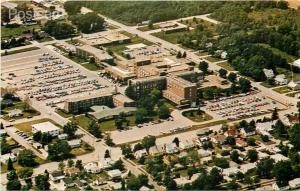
[89,106,136,120]
[67,139,81,146]
[126,43,147,50]
[76,45,113,61]
[32,122,60,133]
[270,153,289,162]
[107,169,122,178]
[113,94,134,103]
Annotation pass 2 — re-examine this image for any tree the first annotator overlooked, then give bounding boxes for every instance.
[33,131,42,142]
[272,161,295,186]
[63,122,78,138]
[247,137,256,146]
[173,137,180,147]
[17,167,33,179]
[121,144,133,159]
[227,179,240,190]
[43,20,76,39]
[225,136,236,145]
[247,149,258,162]
[182,51,187,58]
[40,133,52,145]
[75,160,83,170]
[141,136,156,150]
[112,159,124,171]
[218,68,228,78]
[230,150,240,163]
[18,149,36,167]
[238,78,251,93]
[0,138,11,155]
[158,104,170,119]
[7,179,21,190]
[244,175,254,187]
[71,12,105,33]
[256,158,274,179]
[88,120,102,138]
[7,170,18,181]
[272,107,279,120]
[7,158,14,171]
[35,174,50,190]
[199,61,209,75]
[47,140,72,161]
[67,159,74,168]
[59,161,65,171]
[125,85,135,100]
[289,124,300,150]
[1,7,11,23]
[135,108,147,124]
[126,176,141,190]
[105,149,110,158]
[213,157,229,168]
[274,120,287,138]
[228,72,237,83]
[176,51,182,58]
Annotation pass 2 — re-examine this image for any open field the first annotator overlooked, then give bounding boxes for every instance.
[217,61,235,71]
[272,86,291,94]
[1,25,40,39]
[179,18,217,34]
[152,30,190,44]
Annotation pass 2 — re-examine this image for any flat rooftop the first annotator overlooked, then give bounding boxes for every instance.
[66,91,113,103]
[32,122,60,133]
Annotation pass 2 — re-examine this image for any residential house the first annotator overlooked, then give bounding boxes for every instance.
[263,69,275,79]
[211,134,226,144]
[8,109,23,118]
[270,154,289,163]
[107,169,122,178]
[165,143,179,154]
[84,162,101,174]
[50,171,65,182]
[58,134,68,140]
[240,163,256,174]
[224,128,238,137]
[134,149,148,159]
[236,139,247,147]
[62,178,75,188]
[64,167,80,176]
[140,186,152,191]
[67,139,81,149]
[240,126,256,137]
[148,145,164,155]
[272,182,289,191]
[222,167,240,177]
[275,74,288,85]
[258,152,270,160]
[99,158,114,169]
[289,178,300,189]
[0,153,17,164]
[179,139,194,150]
[197,149,212,158]
[288,81,300,91]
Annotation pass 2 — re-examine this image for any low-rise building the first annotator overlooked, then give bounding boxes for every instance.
[289,178,300,189]
[270,153,289,163]
[8,109,23,118]
[197,149,212,158]
[263,68,275,79]
[62,178,75,188]
[84,162,101,174]
[222,167,240,177]
[76,45,113,64]
[134,149,148,159]
[288,81,300,91]
[275,74,288,85]
[179,140,194,150]
[32,122,60,137]
[67,139,81,148]
[165,143,179,154]
[0,153,17,164]
[58,134,68,140]
[50,171,65,182]
[211,134,226,144]
[112,93,135,107]
[107,169,122,178]
[240,163,256,173]
[64,92,113,114]
[148,145,164,155]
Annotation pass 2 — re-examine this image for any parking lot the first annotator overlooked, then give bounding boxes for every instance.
[205,91,286,120]
[1,47,116,112]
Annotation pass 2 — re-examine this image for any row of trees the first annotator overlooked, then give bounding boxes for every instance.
[43,20,76,39]
[69,12,105,34]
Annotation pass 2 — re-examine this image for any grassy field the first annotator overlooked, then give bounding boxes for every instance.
[272,86,291,94]
[196,51,209,56]
[71,142,94,156]
[182,110,213,122]
[277,67,300,81]
[56,109,73,118]
[179,18,217,34]
[2,101,40,120]
[14,118,61,135]
[1,47,40,56]
[137,24,160,31]
[152,30,189,44]
[217,61,235,71]
[286,91,300,97]
[206,56,224,63]
[1,155,47,173]
[260,82,277,88]
[1,25,40,38]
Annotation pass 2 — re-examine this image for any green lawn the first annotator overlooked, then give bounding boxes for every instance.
[260,82,277,88]
[2,101,40,120]
[1,25,40,38]
[286,91,300,97]
[277,67,300,81]
[14,118,61,135]
[1,47,40,56]
[1,156,47,173]
[272,86,291,94]
[56,109,73,118]
[179,18,217,34]
[217,61,235,71]
[152,30,190,44]
[196,51,209,56]
[206,56,224,63]
[137,24,160,31]
[182,110,213,122]
[71,141,94,156]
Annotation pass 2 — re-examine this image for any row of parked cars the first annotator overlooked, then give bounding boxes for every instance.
[15,130,32,142]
